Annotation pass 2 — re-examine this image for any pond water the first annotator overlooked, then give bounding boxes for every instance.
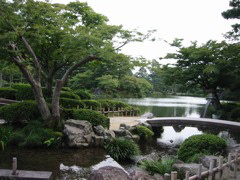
[0,96,239,179]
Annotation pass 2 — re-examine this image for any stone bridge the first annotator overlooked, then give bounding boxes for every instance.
[142,117,240,130]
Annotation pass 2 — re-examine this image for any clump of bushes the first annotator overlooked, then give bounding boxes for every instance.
[0,101,42,124]
[59,98,85,109]
[9,121,63,148]
[134,126,154,139]
[177,134,227,162]
[60,91,80,100]
[82,100,101,110]
[0,126,12,150]
[139,157,176,175]
[12,83,35,100]
[0,87,17,99]
[62,109,109,128]
[104,138,140,161]
[73,89,92,100]
[97,99,129,109]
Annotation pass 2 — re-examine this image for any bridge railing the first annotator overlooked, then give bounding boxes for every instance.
[164,152,240,180]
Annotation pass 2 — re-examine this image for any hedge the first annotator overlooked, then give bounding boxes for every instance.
[60,91,80,100]
[97,99,130,109]
[177,134,227,162]
[62,109,109,128]
[82,100,101,110]
[59,98,85,109]
[73,89,92,100]
[0,87,17,99]
[0,101,42,124]
[12,83,35,100]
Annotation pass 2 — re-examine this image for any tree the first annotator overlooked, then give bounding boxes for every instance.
[164,40,233,109]
[0,0,144,126]
[97,75,119,94]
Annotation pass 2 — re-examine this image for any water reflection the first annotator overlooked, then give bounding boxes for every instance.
[120,96,206,117]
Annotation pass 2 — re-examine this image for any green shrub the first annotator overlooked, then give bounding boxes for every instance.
[139,157,176,175]
[0,88,17,99]
[0,101,41,124]
[135,126,154,139]
[230,107,240,121]
[60,91,80,100]
[82,100,101,110]
[9,121,62,148]
[73,89,92,99]
[12,83,35,100]
[97,99,130,110]
[104,138,140,161]
[62,109,109,128]
[59,98,85,109]
[62,87,72,92]
[177,134,227,162]
[0,126,12,150]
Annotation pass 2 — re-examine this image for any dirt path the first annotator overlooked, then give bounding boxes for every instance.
[109,116,142,130]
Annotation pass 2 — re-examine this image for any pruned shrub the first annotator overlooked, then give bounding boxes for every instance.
[230,107,240,122]
[73,89,92,100]
[82,100,101,110]
[104,138,140,161]
[62,109,109,128]
[59,98,85,109]
[97,99,130,110]
[12,83,35,100]
[0,88,17,100]
[0,101,41,124]
[0,126,12,150]
[135,126,154,139]
[177,134,227,162]
[9,121,62,148]
[139,157,176,175]
[60,91,80,100]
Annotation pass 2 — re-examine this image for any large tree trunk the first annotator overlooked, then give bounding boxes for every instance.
[46,73,54,97]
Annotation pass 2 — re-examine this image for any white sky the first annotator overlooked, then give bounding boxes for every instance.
[52,0,236,63]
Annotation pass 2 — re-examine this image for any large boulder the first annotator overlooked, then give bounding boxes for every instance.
[88,156,131,180]
[63,119,95,148]
[93,125,115,140]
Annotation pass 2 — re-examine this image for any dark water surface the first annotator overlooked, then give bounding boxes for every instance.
[1,96,239,179]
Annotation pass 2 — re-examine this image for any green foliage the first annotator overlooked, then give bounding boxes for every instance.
[0,87,16,99]
[73,89,92,100]
[0,126,12,150]
[62,109,109,128]
[120,76,153,98]
[82,100,101,110]
[135,126,154,139]
[59,98,85,109]
[9,121,63,148]
[0,101,41,124]
[230,107,240,121]
[139,157,176,175]
[97,99,129,109]
[177,134,227,162]
[97,75,119,93]
[104,138,140,161]
[12,83,35,100]
[60,91,80,100]
[187,153,207,163]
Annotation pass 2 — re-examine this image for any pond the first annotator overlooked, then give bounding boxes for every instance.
[0,96,239,179]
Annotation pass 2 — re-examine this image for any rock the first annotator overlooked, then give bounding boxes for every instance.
[89,156,131,180]
[113,129,133,139]
[63,119,95,148]
[141,112,154,119]
[93,136,104,147]
[172,163,207,176]
[199,155,219,168]
[93,125,115,142]
[119,123,128,129]
[129,170,159,180]
[229,144,240,154]
[88,166,131,180]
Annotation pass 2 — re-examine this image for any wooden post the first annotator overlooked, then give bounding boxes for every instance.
[185,171,190,180]
[233,152,238,179]
[118,108,120,116]
[197,164,202,180]
[90,106,92,110]
[164,173,170,180]
[217,156,223,180]
[208,160,214,180]
[12,157,17,175]
[227,153,232,179]
[171,171,177,180]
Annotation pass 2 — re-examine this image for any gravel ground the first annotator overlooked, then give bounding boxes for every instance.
[109,116,142,130]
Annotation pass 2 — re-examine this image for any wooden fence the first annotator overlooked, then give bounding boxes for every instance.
[164,152,240,180]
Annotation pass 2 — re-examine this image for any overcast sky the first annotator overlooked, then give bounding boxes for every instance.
[52,0,236,62]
